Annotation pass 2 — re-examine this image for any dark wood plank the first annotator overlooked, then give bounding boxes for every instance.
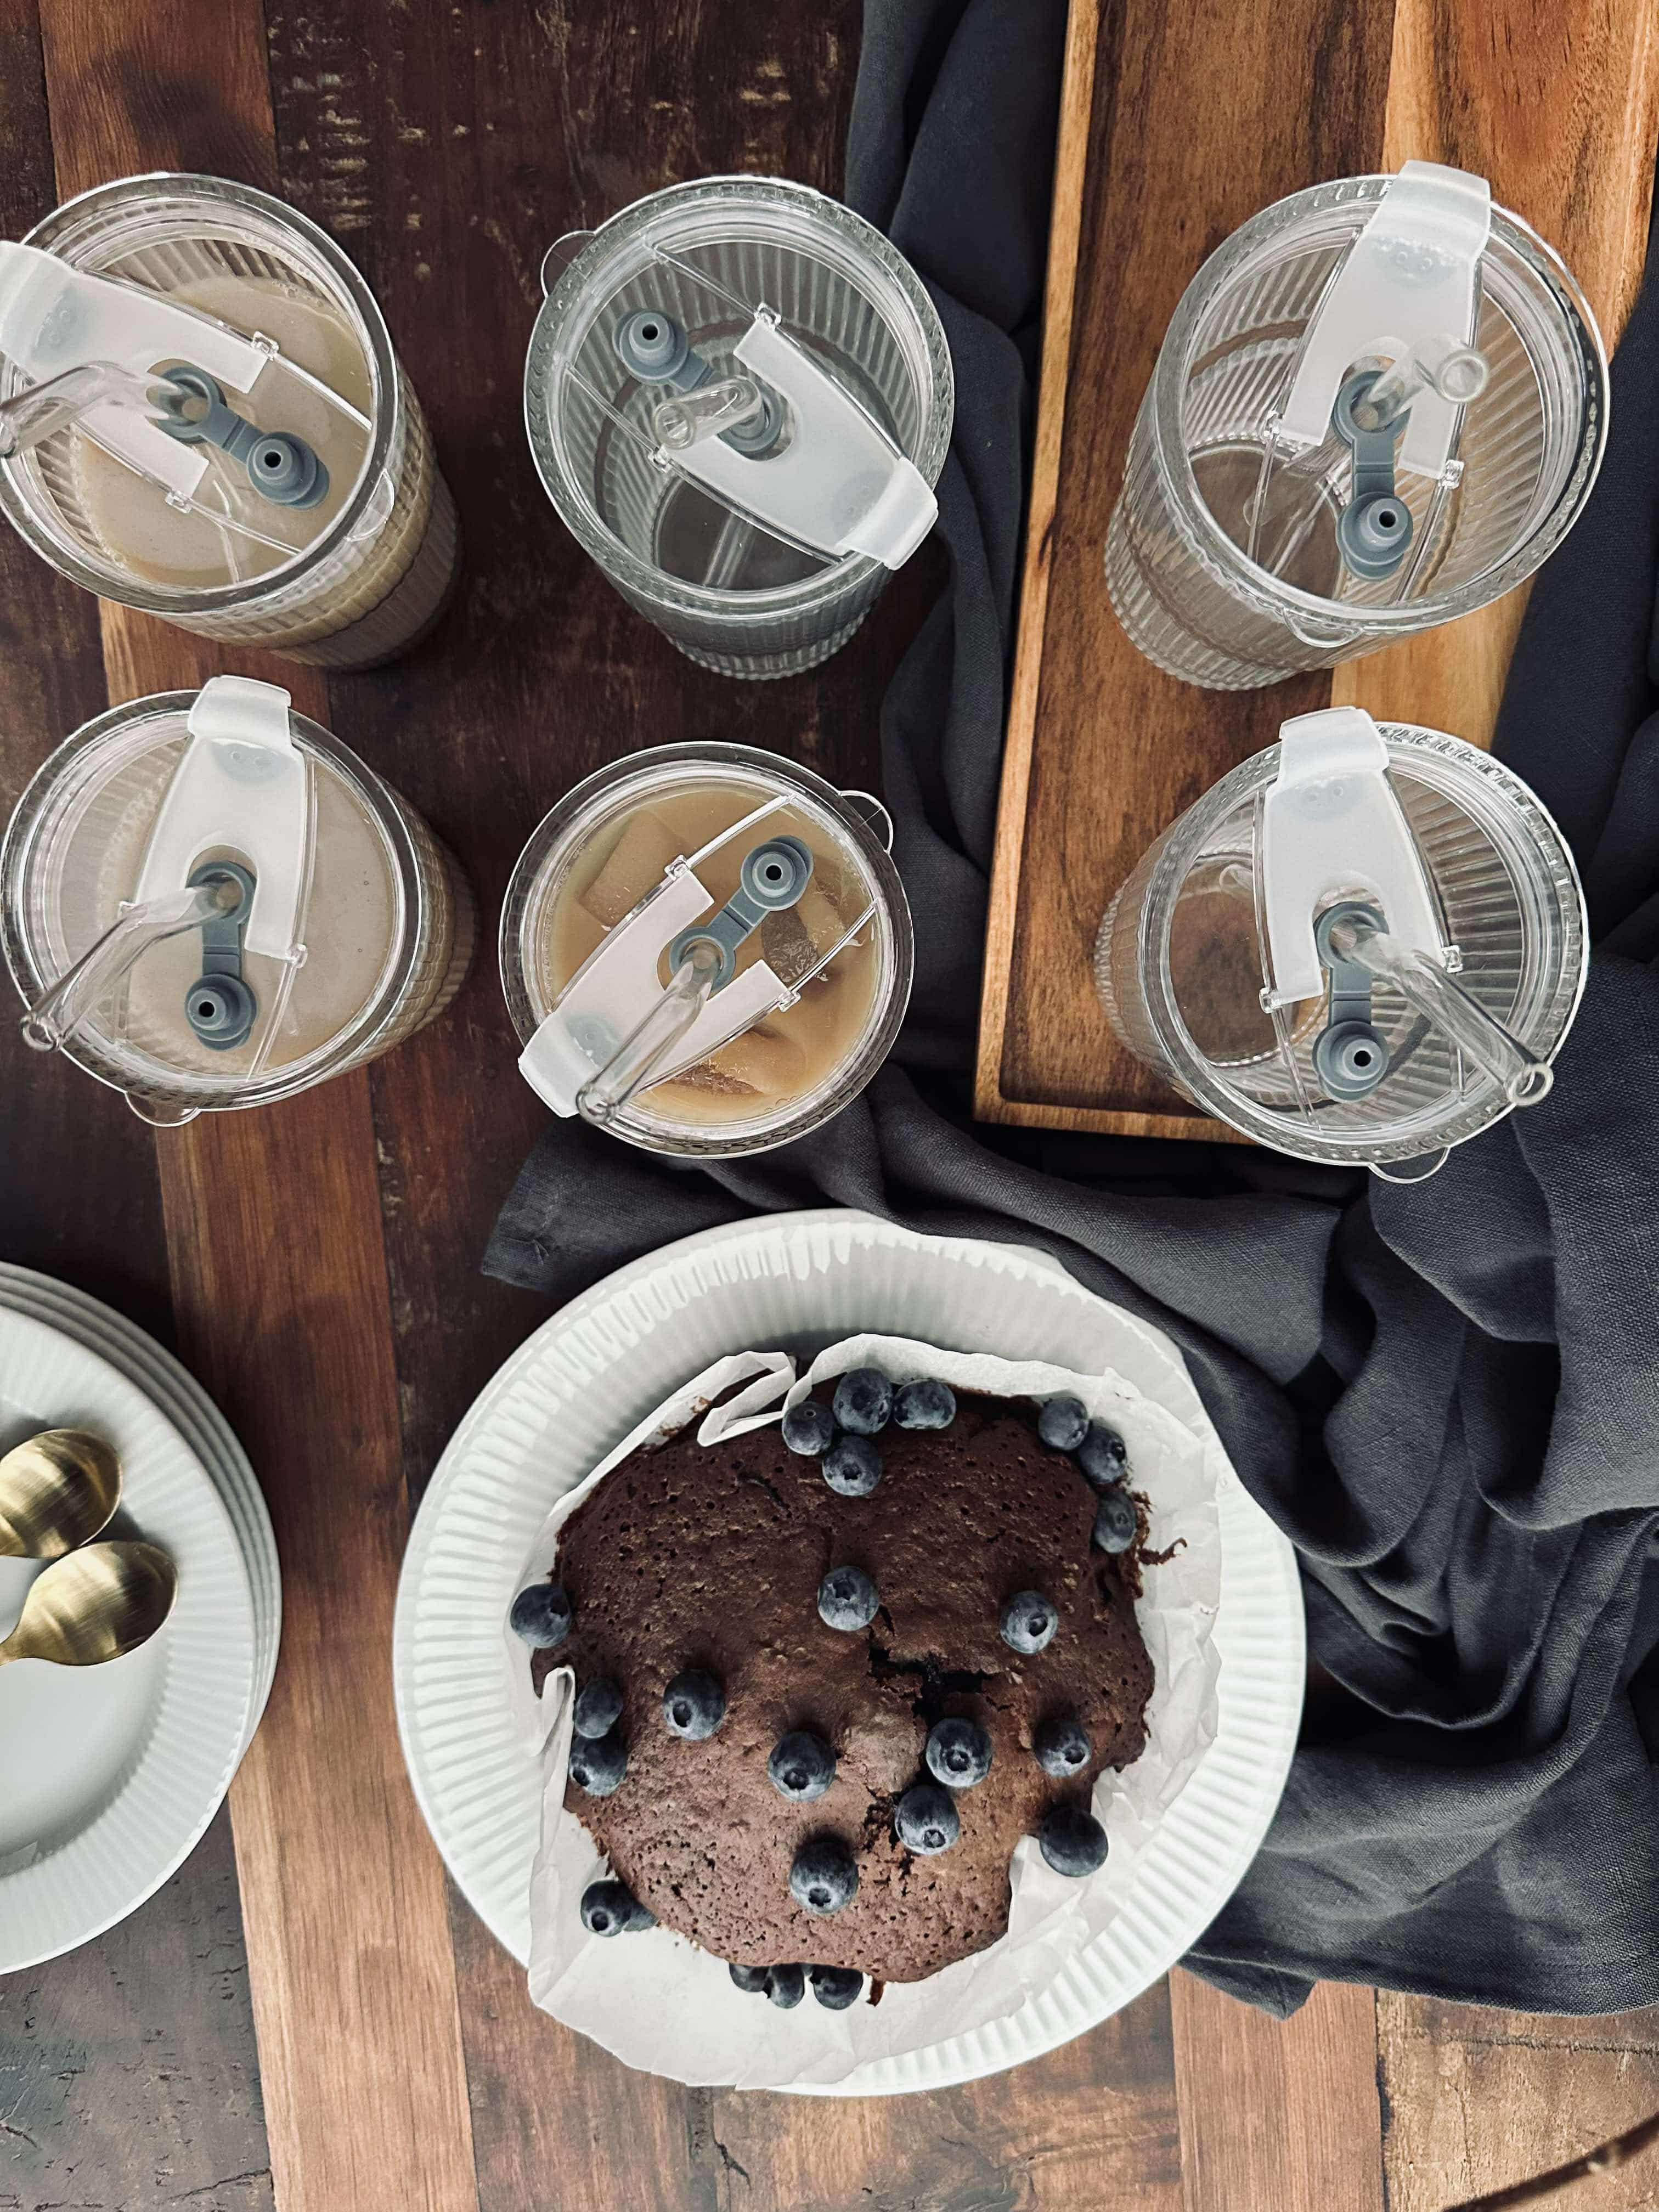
[1169,1972,1384,2212]
[0,0,172,1335]
[1378,1994,1659,2210]
[30,4,480,2208]
[254,7,954,2208]
[703,1983,1183,2212]
[0,1810,274,2212]
[0,9,272,2212]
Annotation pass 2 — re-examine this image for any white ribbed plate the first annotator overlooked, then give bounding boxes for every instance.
[0,1266,279,1740]
[396,1210,1304,2094]
[0,1304,256,1972]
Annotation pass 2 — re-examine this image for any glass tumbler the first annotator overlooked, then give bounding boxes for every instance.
[0,173,459,667]
[1094,717,1588,1169]
[2,687,475,1124]
[523,177,953,678]
[1105,170,1606,689]
[501,741,912,1154]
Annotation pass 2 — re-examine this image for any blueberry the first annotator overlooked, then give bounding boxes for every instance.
[789,1836,859,1916]
[818,1564,879,1632]
[1038,1802,1109,1877]
[1092,1487,1138,1555]
[925,1717,993,1791]
[894,1781,960,1855]
[509,1579,571,1649]
[729,1962,770,1995]
[1034,1716,1091,1778]
[1000,1590,1058,1655]
[573,1677,623,1739]
[809,1964,864,2011]
[1076,1420,1129,1492]
[663,1669,726,1740]
[782,1400,836,1457]
[766,1962,806,2008]
[832,1367,893,1435]
[580,1878,654,1935]
[1037,1395,1090,1452]
[893,1378,956,1431]
[769,1729,837,1803]
[567,1726,627,1797]
[822,1434,882,1498]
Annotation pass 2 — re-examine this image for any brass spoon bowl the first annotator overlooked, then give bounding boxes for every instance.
[0,1429,122,1559]
[0,1541,177,1669]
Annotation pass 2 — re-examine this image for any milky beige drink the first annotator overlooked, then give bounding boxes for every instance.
[0,175,458,669]
[1,690,474,1123]
[74,273,374,589]
[502,744,913,1156]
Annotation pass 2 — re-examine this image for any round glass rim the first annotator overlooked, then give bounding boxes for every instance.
[1,690,429,1111]
[522,174,954,620]
[1147,177,1610,634]
[498,739,915,1157]
[0,171,401,614]
[1133,723,1590,1164]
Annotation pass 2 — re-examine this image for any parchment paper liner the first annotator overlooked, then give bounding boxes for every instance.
[503,1332,1223,2089]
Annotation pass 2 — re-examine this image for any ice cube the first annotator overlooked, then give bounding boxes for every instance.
[672,1023,806,1101]
[579,809,683,928]
[759,882,848,985]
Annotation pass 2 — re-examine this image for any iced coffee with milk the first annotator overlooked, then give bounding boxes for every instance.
[1,678,473,1125]
[0,174,456,668]
[502,745,913,1156]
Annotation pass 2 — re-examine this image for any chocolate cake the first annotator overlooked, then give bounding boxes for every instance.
[519,1374,1154,1989]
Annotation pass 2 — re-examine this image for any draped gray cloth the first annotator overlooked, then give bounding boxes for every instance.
[489,0,1659,2016]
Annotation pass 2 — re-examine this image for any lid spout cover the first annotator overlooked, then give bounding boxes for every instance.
[1261,706,1445,1006]
[1277,162,1492,479]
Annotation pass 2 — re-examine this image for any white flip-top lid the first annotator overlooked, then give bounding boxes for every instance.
[518,864,788,1115]
[0,241,270,498]
[1260,706,1444,1007]
[1277,161,1491,479]
[667,312,937,569]
[133,676,311,963]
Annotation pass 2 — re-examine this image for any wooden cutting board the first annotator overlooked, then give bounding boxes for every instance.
[975,0,1659,1139]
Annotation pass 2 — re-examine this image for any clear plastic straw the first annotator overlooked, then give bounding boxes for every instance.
[1325,910,1552,1104]
[576,939,722,1125]
[20,876,241,1055]
[0,361,178,460]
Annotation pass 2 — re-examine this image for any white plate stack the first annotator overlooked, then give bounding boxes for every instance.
[0,1264,278,1973]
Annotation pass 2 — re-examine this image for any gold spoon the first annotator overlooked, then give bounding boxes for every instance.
[0,1541,177,1669]
[0,1429,122,1559]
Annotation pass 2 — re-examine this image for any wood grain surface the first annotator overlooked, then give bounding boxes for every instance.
[976,0,1659,1138]
[0,4,1656,2211]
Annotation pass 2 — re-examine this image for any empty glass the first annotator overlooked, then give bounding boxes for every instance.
[3,678,475,1124]
[501,742,912,1154]
[0,174,458,667]
[1094,707,1587,1170]
[523,178,953,678]
[1105,163,1607,689]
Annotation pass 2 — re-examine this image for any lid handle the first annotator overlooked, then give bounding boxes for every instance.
[517,853,794,1119]
[1277,162,1491,480]
[0,242,271,497]
[19,875,242,1058]
[1261,706,1444,1007]
[133,676,312,966]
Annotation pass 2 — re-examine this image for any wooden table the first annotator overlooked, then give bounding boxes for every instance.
[1,5,1656,2210]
